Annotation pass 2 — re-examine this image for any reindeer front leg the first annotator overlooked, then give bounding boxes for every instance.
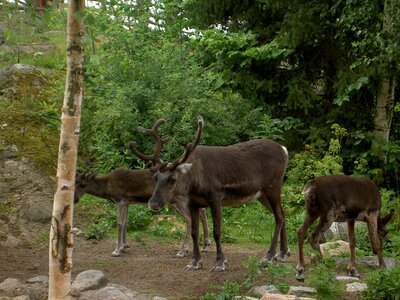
[347,219,359,277]
[170,202,191,258]
[308,214,333,263]
[209,198,227,272]
[112,201,129,257]
[185,206,202,270]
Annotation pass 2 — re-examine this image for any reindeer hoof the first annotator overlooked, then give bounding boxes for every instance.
[201,245,211,253]
[111,251,122,257]
[296,266,305,281]
[176,249,187,258]
[310,253,321,264]
[258,255,274,267]
[212,260,227,272]
[296,271,305,281]
[347,268,359,278]
[184,260,202,271]
[275,250,291,262]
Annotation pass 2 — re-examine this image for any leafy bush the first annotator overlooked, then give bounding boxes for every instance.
[362,267,400,300]
[307,262,342,300]
[200,281,242,300]
[126,205,152,231]
[221,202,275,244]
[262,263,295,294]
[82,219,114,241]
[242,255,263,288]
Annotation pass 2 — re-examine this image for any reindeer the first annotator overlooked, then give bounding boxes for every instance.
[131,116,290,271]
[74,120,211,258]
[296,175,394,280]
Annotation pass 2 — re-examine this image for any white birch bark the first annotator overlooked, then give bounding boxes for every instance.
[373,0,396,143]
[48,0,85,299]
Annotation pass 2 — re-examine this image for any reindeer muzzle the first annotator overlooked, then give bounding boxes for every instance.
[148,199,163,212]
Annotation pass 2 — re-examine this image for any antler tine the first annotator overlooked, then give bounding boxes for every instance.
[130,118,169,165]
[163,116,204,172]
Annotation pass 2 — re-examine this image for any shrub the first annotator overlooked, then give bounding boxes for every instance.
[200,281,242,300]
[307,262,342,300]
[126,205,152,231]
[262,263,294,294]
[362,267,400,300]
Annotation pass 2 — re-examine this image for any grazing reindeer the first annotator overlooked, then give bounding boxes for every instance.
[74,120,211,258]
[296,175,394,280]
[131,116,290,271]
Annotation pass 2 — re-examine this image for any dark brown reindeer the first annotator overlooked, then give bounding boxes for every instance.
[296,175,394,280]
[131,116,290,271]
[74,120,210,258]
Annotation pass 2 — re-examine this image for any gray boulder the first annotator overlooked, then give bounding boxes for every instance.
[71,270,108,297]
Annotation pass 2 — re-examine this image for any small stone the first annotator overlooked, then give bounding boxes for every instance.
[260,293,315,300]
[26,276,48,285]
[320,240,350,257]
[71,270,108,296]
[287,286,317,297]
[71,227,82,235]
[336,275,359,281]
[249,285,281,297]
[0,278,22,294]
[12,296,30,300]
[346,282,368,293]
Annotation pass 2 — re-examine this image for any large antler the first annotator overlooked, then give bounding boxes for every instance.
[129,119,169,168]
[162,116,204,172]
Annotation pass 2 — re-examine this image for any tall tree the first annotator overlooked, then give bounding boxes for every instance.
[373,0,397,142]
[182,0,399,147]
[48,0,85,298]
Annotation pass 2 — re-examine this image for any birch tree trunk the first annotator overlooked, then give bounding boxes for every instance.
[373,76,395,142]
[373,0,396,143]
[48,0,85,299]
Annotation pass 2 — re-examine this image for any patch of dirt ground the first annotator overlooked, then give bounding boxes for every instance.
[0,225,301,299]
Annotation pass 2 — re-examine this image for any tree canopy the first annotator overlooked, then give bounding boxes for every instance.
[74,0,400,189]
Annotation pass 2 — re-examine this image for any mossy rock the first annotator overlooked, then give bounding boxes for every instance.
[0,64,64,175]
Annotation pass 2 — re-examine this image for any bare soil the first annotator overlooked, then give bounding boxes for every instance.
[0,223,301,299]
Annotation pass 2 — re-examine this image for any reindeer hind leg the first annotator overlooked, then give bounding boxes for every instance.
[296,212,318,281]
[200,208,211,252]
[258,191,289,266]
[308,212,334,263]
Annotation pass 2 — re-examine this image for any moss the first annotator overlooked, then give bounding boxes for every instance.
[0,68,64,175]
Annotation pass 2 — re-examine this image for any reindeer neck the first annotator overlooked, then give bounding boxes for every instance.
[85,175,111,200]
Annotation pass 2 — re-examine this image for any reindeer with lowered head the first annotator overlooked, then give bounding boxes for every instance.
[74,119,210,258]
[296,175,394,280]
[131,116,290,271]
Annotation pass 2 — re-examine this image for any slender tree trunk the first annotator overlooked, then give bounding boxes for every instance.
[373,76,395,142]
[48,0,85,299]
[373,0,396,143]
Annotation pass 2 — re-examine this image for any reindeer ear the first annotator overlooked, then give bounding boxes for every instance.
[176,163,192,175]
[380,209,395,225]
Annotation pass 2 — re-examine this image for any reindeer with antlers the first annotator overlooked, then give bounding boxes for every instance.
[74,119,211,258]
[131,116,290,271]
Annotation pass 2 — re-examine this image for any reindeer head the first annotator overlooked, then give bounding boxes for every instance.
[74,172,96,203]
[131,117,204,212]
[378,209,395,243]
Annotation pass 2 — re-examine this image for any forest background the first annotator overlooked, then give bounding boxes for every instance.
[1,0,400,298]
